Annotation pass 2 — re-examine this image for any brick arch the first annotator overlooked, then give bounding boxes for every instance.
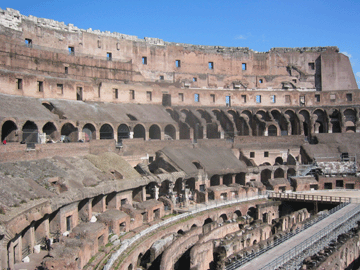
[1,118,19,142]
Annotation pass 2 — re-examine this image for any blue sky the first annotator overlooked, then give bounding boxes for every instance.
[2,0,359,87]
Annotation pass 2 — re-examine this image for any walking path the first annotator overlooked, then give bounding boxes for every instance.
[239,203,360,270]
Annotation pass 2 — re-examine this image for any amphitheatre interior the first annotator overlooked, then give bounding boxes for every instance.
[1,7,360,270]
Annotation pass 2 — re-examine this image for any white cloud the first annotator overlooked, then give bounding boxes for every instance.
[342,52,352,58]
[235,35,246,40]
[356,72,360,78]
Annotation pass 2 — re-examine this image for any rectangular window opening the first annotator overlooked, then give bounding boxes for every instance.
[179,93,184,102]
[250,152,255,158]
[25,38,32,47]
[346,93,353,102]
[113,88,118,99]
[76,87,83,100]
[308,62,315,70]
[330,94,336,101]
[194,93,200,103]
[315,94,320,102]
[16,78,23,90]
[68,46,74,55]
[159,75,164,81]
[241,95,246,103]
[146,91,152,101]
[210,94,215,103]
[271,95,276,103]
[130,90,135,100]
[226,95,231,107]
[300,96,305,106]
[256,95,261,103]
[142,57,147,65]
[193,77,197,82]
[37,81,43,92]
[208,62,214,70]
[264,151,269,157]
[107,52,112,61]
[57,84,64,95]
[285,95,290,104]
[259,79,263,83]
[242,63,247,71]
[64,66,68,74]
[175,60,181,68]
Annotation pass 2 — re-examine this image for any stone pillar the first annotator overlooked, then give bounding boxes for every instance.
[231,175,236,184]
[129,131,134,139]
[264,127,268,136]
[184,188,190,207]
[175,131,180,140]
[142,186,147,201]
[44,217,50,238]
[219,175,223,185]
[154,185,159,200]
[29,225,35,254]
[160,131,165,140]
[203,126,207,139]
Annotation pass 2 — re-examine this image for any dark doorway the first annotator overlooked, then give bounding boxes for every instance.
[162,94,171,106]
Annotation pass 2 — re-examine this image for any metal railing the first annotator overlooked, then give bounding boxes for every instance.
[268,192,358,203]
[103,193,268,270]
[260,203,360,270]
[225,202,349,270]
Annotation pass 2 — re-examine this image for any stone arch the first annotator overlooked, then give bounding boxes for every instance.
[247,207,257,219]
[100,124,114,140]
[185,178,195,193]
[179,122,190,140]
[344,109,356,133]
[268,125,277,136]
[118,124,130,140]
[83,123,96,141]
[274,168,284,178]
[42,122,59,141]
[313,109,327,133]
[219,213,228,223]
[287,168,296,178]
[212,109,234,139]
[210,175,220,186]
[61,122,78,142]
[174,178,183,195]
[233,210,242,219]
[164,124,176,140]
[149,124,161,140]
[159,180,172,197]
[261,169,272,185]
[133,124,146,140]
[22,120,38,143]
[299,109,311,136]
[203,218,213,226]
[206,122,220,139]
[1,120,18,142]
[285,110,301,135]
[271,110,288,136]
[274,157,283,165]
[128,264,133,270]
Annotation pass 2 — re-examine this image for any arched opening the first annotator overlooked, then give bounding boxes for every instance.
[287,168,296,177]
[210,175,220,186]
[117,124,130,141]
[235,173,246,185]
[128,264,133,270]
[185,178,195,193]
[274,168,284,178]
[146,182,158,200]
[164,124,176,140]
[274,157,283,165]
[234,210,242,220]
[100,124,114,140]
[223,174,232,186]
[43,122,58,141]
[219,214,228,223]
[203,218,213,226]
[1,120,17,142]
[174,178,183,196]
[247,207,257,220]
[299,110,311,136]
[268,125,277,136]
[261,169,272,185]
[329,110,341,133]
[159,180,172,197]
[133,124,145,140]
[22,121,39,143]
[287,154,297,165]
[179,122,190,140]
[285,110,301,135]
[313,109,327,134]
[207,123,220,139]
[344,109,356,133]
[149,124,161,140]
[177,229,185,235]
[61,123,78,142]
[83,124,96,141]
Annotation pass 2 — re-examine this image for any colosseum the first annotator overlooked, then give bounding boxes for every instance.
[0,7,360,270]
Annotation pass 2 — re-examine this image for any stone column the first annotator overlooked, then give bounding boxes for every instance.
[219,175,224,185]
[129,131,134,139]
[154,185,159,200]
[142,186,147,201]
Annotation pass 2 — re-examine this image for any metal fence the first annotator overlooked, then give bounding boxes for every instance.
[259,203,360,270]
[225,202,349,270]
[268,192,358,203]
